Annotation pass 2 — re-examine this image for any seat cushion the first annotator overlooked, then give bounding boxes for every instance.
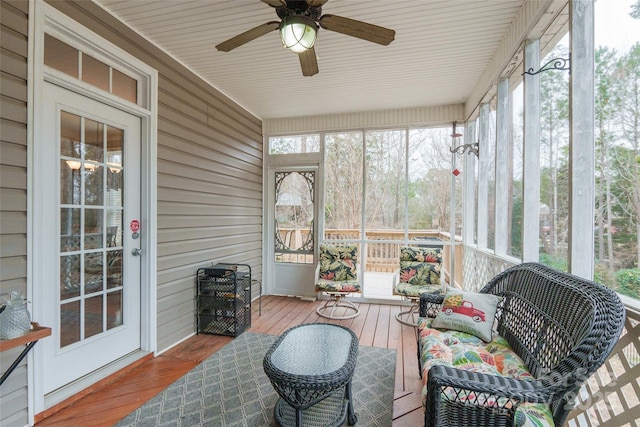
[399,261,440,286]
[315,279,360,293]
[400,246,442,263]
[319,244,358,281]
[394,282,441,298]
[418,317,554,427]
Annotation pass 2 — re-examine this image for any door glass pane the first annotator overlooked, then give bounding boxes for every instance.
[84,166,104,206]
[60,208,81,252]
[85,252,104,294]
[44,34,78,78]
[84,119,105,163]
[60,301,80,347]
[107,126,124,245]
[59,111,127,348]
[112,69,137,103]
[84,209,103,249]
[274,171,315,263]
[82,55,110,92]
[107,290,123,330]
[107,250,123,289]
[85,295,104,339]
[60,111,81,158]
[60,255,80,299]
[44,34,140,105]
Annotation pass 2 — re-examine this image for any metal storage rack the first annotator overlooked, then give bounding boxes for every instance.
[196,263,251,337]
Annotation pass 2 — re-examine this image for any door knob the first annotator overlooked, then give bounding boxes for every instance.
[132,248,143,256]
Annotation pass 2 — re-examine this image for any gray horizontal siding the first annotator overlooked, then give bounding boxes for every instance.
[0,0,29,425]
[45,1,263,353]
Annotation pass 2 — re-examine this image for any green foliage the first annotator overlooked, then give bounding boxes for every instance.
[616,268,640,298]
[594,263,615,288]
[631,0,640,20]
[539,253,567,272]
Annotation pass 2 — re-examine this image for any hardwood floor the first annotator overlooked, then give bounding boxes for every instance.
[36,296,425,426]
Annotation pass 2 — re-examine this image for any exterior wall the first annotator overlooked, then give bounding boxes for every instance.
[44,1,264,353]
[0,1,30,425]
[1,0,262,423]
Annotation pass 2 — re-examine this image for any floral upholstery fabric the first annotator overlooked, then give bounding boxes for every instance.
[315,244,360,293]
[417,317,554,427]
[400,246,442,263]
[394,247,442,298]
[394,282,441,298]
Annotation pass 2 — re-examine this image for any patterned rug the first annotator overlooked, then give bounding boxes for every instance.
[115,331,396,427]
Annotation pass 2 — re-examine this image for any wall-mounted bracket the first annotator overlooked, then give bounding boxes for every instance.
[450,142,479,157]
[523,56,570,76]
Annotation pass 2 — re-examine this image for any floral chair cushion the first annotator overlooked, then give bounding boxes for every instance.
[394,282,441,298]
[316,244,360,294]
[400,246,442,263]
[399,261,441,286]
[418,317,554,427]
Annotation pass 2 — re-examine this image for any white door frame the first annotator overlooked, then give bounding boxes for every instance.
[28,1,158,417]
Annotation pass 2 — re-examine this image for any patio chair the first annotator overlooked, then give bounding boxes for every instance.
[393,246,444,326]
[315,243,361,320]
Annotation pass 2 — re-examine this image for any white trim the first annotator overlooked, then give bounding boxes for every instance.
[29,0,158,416]
[477,103,491,248]
[568,0,595,279]
[26,0,37,423]
[494,78,510,255]
[462,121,477,245]
[522,39,541,262]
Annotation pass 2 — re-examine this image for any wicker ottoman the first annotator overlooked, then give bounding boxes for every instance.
[263,323,359,427]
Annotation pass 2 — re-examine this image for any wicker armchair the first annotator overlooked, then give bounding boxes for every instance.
[418,262,625,427]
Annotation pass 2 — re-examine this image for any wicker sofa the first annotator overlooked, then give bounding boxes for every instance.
[417,262,625,427]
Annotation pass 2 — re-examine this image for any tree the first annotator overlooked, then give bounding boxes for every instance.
[613,44,640,267]
[324,133,364,231]
[631,0,640,19]
[539,46,570,258]
[594,47,620,273]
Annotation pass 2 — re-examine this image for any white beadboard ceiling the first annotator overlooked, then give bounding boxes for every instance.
[96,0,528,120]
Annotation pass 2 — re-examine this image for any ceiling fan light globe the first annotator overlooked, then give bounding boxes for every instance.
[280,15,317,53]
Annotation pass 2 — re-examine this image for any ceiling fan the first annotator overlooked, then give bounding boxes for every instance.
[215,0,396,77]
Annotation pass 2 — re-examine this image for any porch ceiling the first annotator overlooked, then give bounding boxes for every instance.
[96,0,528,120]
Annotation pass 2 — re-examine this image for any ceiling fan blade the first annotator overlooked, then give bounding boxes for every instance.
[261,0,286,7]
[306,0,329,6]
[299,47,319,77]
[215,21,280,52]
[319,14,395,45]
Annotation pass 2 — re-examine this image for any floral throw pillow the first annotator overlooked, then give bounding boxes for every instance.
[318,244,358,281]
[431,290,502,342]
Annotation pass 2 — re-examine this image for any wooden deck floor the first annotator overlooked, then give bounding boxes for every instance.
[36,295,424,426]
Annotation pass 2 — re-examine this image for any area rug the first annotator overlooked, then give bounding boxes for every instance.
[115,331,396,427]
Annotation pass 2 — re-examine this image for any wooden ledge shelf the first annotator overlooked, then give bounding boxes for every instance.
[0,322,51,386]
[0,322,51,352]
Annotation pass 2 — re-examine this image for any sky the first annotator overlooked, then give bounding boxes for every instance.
[595,0,640,51]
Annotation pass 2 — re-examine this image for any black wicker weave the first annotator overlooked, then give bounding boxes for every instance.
[263,323,359,427]
[418,262,626,427]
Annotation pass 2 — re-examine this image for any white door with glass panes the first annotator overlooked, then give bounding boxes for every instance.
[37,83,141,393]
